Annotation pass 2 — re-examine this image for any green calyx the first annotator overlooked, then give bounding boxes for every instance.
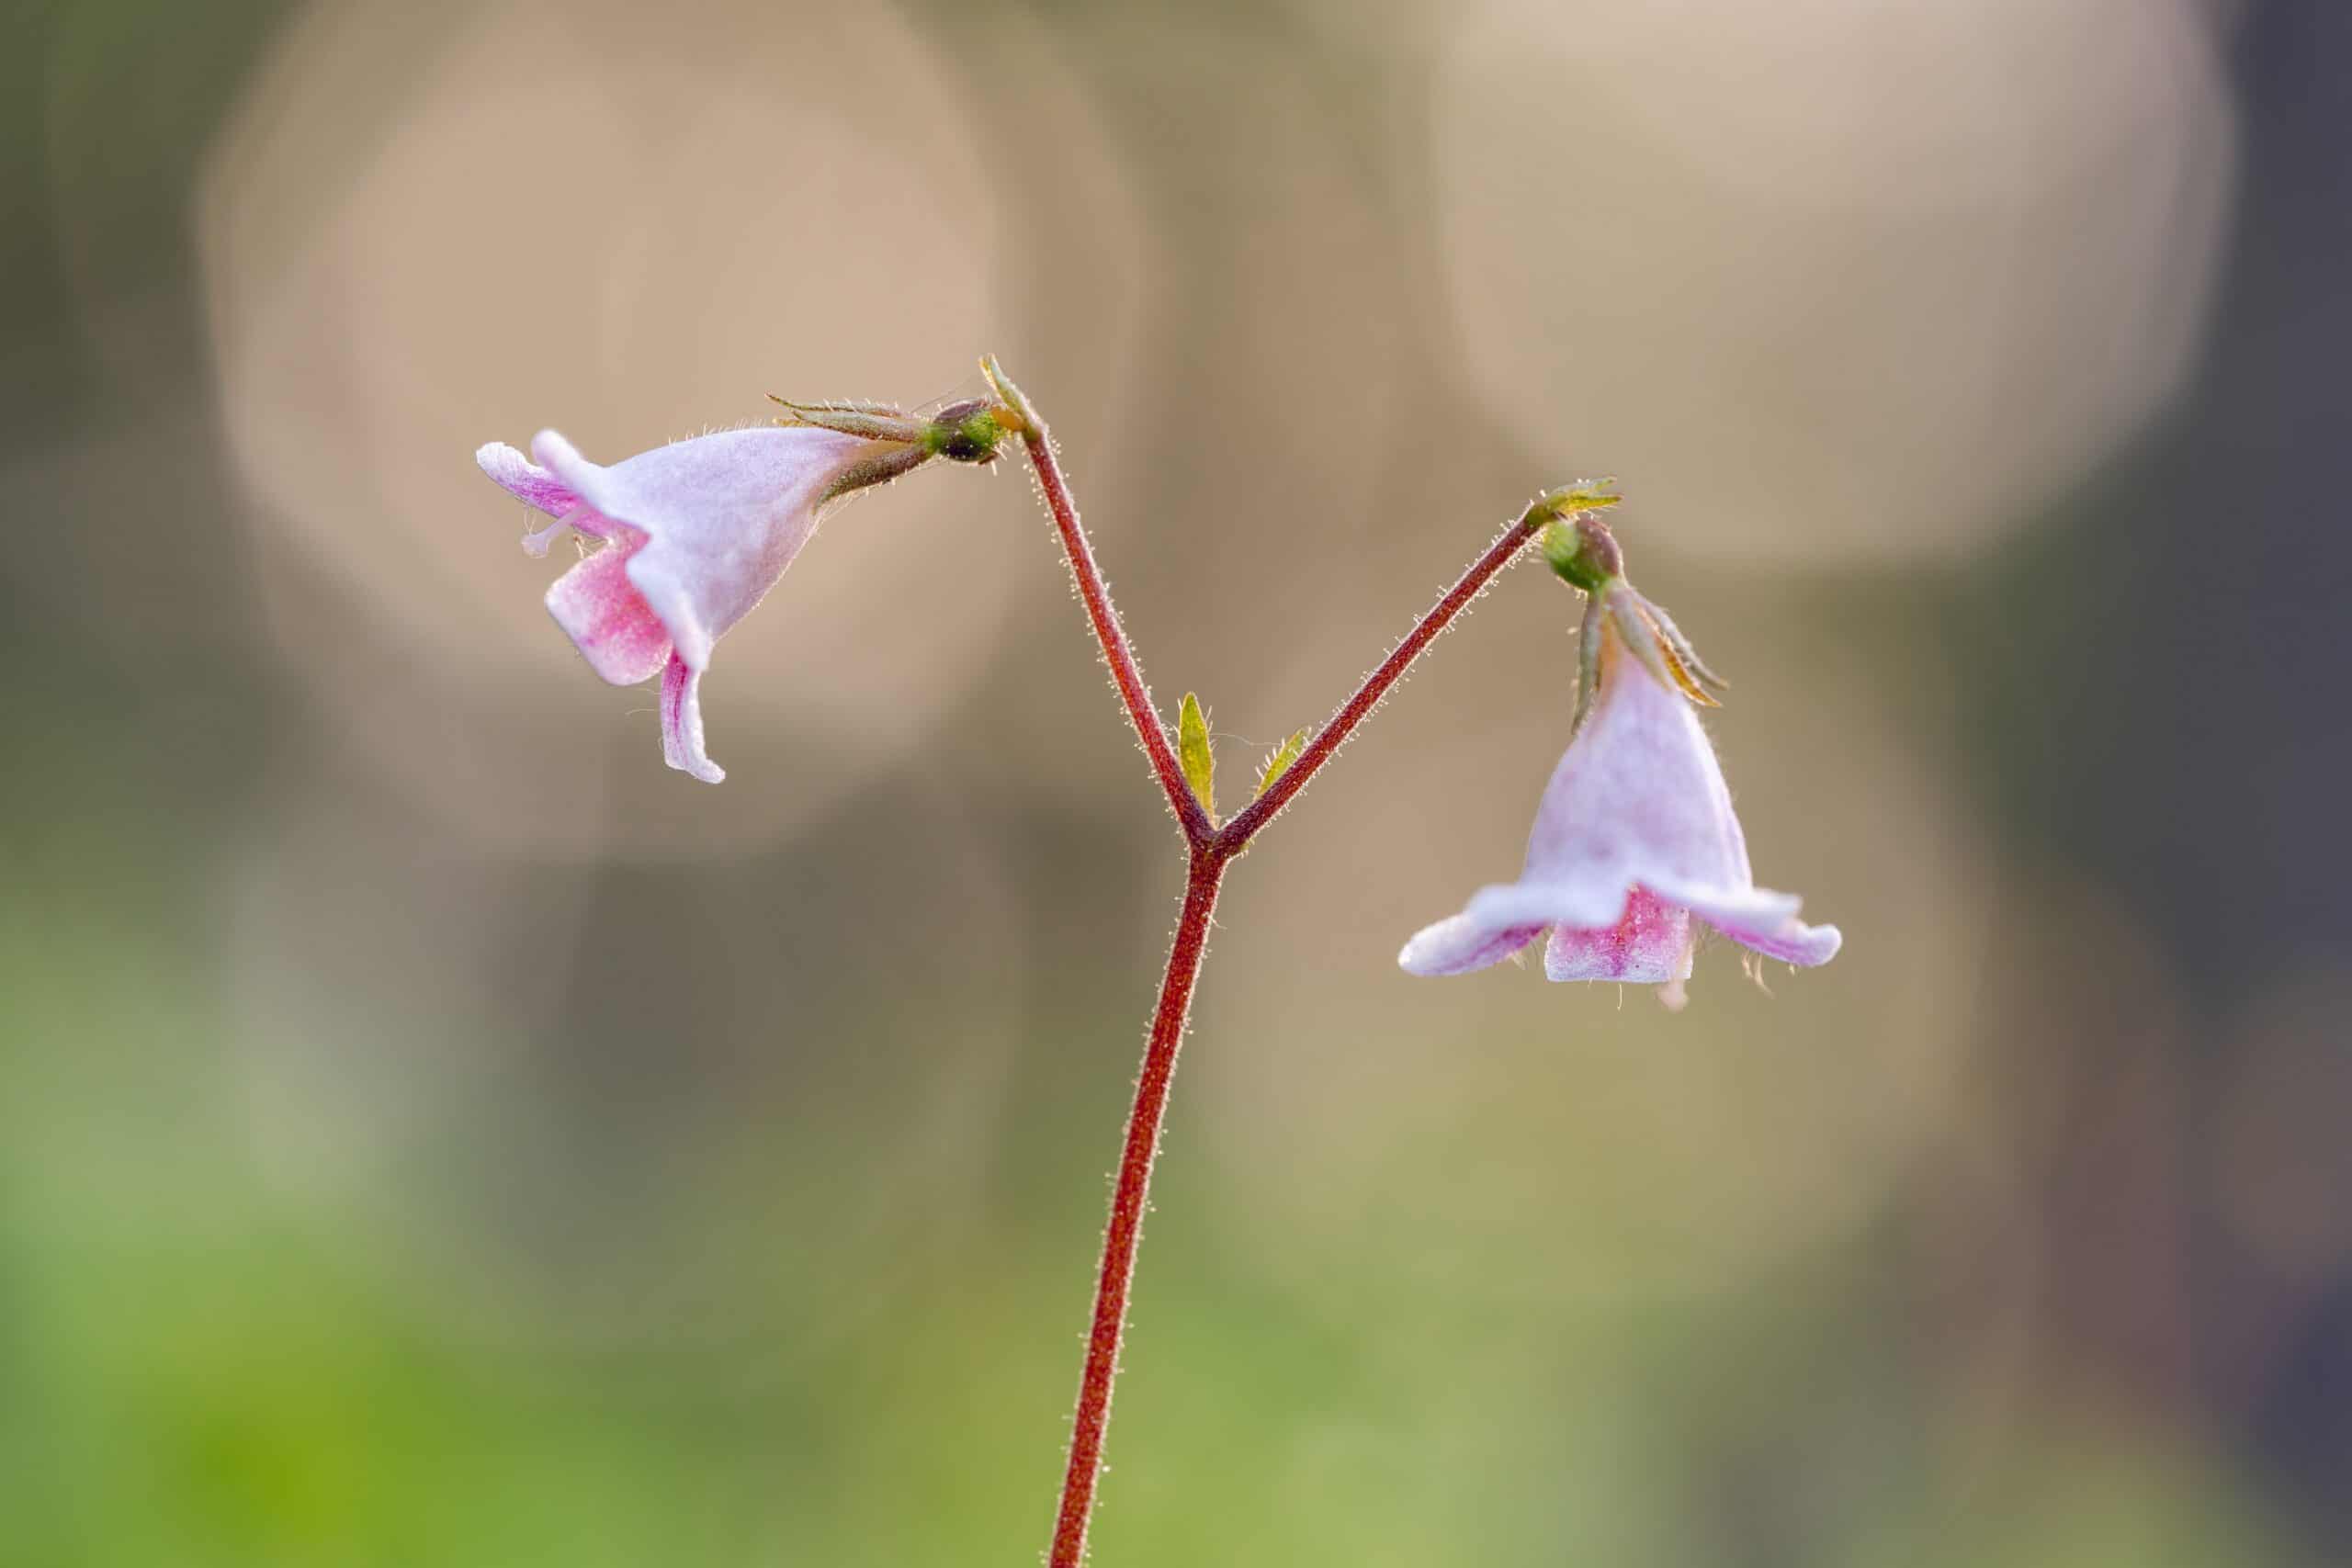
[1525,480,1623,592]
[922,403,1008,465]
[771,392,1013,466]
[1540,513,1623,593]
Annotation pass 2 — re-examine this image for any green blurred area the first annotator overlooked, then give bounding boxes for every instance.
[6,0,2350,1563]
[0,883,2291,1566]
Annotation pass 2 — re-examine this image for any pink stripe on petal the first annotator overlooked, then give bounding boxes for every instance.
[477,442,583,518]
[1543,886,1693,983]
[545,536,672,686]
[661,652,725,784]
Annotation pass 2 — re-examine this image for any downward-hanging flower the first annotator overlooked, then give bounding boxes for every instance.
[1398,509,1840,1008]
[477,399,1008,782]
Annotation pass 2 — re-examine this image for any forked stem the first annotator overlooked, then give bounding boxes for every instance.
[993,357,1588,1564]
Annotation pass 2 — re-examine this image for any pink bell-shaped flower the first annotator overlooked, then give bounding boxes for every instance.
[1399,515,1840,1008]
[479,402,999,782]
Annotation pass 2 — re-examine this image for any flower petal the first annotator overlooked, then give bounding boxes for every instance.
[1543,886,1693,983]
[532,425,867,673]
[544,533,673,687]
[476,441,582,517]
[1734,919,1842,968]
[1649,877,1842,968]
[1397,914,1546,976]
[1517,621,1752,900]
[477,442,611,556]
[1464,875,1634,933]
[660,651,725,784]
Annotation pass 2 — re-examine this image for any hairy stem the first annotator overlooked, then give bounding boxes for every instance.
[987,358,1214,846]
[1049,846,1227,1568]
[994,353,1582,1562]
[1218,503,1553,849]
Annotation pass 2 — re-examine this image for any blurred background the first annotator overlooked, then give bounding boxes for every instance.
[5,0,2346,1562]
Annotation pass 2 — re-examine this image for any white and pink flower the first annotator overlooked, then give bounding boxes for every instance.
[477,423,931,783]
[1399,546,1840,1008]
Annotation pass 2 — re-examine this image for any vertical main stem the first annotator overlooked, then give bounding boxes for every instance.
[1048,847,1227,1568]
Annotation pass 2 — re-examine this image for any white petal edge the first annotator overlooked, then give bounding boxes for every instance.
[1396,913,1546,976]
[1647,876,1843,968]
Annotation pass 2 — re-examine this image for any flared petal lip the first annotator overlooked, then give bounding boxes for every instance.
[1463,875,1636,933]
[1398,877,1637,978]
[1396,912,1548,976]
[477,440,602,557]
[1403,872,1840,981]
[476,440,581,518]
[1645,874,1843,968]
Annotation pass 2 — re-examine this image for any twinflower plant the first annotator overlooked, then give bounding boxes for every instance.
[1399,512,1841,1009]
[476,357,1841,1565]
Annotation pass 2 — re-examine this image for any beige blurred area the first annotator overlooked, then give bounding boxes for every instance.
[1438,0,2237,567]
[15,0,2351,1562]
[199,0,1147,854]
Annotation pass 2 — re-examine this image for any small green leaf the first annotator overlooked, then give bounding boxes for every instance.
[1178,693,1216,820]
[1254,728,1311,798]
[1543,477,1622,515]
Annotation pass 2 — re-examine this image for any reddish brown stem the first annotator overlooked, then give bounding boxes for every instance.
[1000,379,1213,847]
[1048,845,1227,1568]
[1217,507,1552,850]
[997,354,1566,1563]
